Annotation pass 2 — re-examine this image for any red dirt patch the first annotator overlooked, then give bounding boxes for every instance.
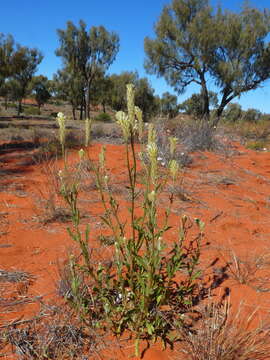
[1,141,270,359]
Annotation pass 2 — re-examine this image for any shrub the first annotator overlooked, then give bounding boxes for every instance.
[242,108,262,123]
[223,103,242,122]
[23,106,40,116]
[246,140,267,151]
[59,84,205,357]
[174,119,217,152]
[94,112,112,122]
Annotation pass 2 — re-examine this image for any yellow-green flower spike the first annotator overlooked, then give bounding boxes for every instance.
[169,137,178,156]
[56,112,66,147]
[147,123,156,145]
[116,111,130,140]
[169,159,179,181]
[99,146,106,168]
[85,118,92,147]
[147,142,158,183]
[127,84,135,127]
[135,106,143,140]
[147,190,156,203]
[78,148,85,161]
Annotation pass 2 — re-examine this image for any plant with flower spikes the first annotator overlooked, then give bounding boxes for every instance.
[60,84,204,357]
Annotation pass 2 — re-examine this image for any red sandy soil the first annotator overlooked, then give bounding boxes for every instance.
[21,98,38,106]
[1,140,270,359]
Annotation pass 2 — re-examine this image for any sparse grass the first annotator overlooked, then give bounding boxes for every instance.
[179,299,270,360]
[0,269,33,283]
[218,248,270,291]
[1,304,110,359]
[33,158,72,224]
[246,140,268,151]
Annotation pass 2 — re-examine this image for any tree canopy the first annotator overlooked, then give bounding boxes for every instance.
[144,0,270,123]
[56,20,119,119]
[11,46,43,115]
[107,71,159,120]
[179,91,218,118]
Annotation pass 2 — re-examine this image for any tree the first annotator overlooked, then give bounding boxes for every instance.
[109,71,138,111]
[160,92,178,118]
[0,34,14,83]
[56,20,119,119]
[89,71,112,113]
[179,91,218,118]
[11,46,43,115]
[242,108,262,122]
[31,75,51,114]
[223,103,242,122]
[108,71,158,119]
[135,77,159,120]
[144,0,270,125]
[53,69,84,120]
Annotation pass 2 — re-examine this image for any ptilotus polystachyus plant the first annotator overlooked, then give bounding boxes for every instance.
[85,118,92,147]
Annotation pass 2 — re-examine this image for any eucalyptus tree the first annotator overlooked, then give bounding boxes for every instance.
[108,71,158,119]
[144,0,270,124]
[11,46,43,115]
[179,91,218,118]
[56,20,119,119]
[109,71,138,111]
[31,75,51,113]
[160,92,178,118]
[0,33,14,90]
[53,69,84,120]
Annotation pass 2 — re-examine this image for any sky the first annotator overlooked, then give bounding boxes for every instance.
[1,0,270,113]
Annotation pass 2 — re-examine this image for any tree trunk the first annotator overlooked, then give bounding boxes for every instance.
[102,102,106,113]
[17,100,22,116]
[212,92,235,127]
[201,81,210,121]
[72,106,76,120]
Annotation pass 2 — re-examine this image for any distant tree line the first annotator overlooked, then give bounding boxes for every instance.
[1,0,270,121]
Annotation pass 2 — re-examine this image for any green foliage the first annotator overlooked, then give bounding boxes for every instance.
[242,108,262,123]
[223,103,242,122]
[94,112,112,122]
[0,33,14,80]
[59,85,204,356]
[108,71,138,111]
[11,46,43,115]
[108,71,159,120]
[159,92,179,118]
[56,20,119,119]
[180,91,218,118]
[23,106,40,116]
[31,75,51,112]
[144,0,270,123]
[246,140,267,151]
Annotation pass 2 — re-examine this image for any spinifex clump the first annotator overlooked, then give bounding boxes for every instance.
[60,84,204,357]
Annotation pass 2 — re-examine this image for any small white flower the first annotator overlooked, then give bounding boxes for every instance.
[78,148,85,160]
[161,162,166,166]
[157,157,163,161]
[148,190,156,202]
[181,152,185,156]
[263,148,267,151]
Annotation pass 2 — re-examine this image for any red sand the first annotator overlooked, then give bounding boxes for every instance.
[1,141,270,359]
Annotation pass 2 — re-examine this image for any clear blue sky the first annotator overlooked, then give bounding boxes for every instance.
[1,0,270,112]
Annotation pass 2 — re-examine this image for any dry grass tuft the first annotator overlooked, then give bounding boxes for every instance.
[179,299,270,360]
